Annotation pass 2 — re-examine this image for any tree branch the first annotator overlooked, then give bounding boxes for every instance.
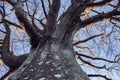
[80,9,120,27]
[47,0,51,8]
[3,0,51,49]
[0,29,6,34]
[88,74,112,80]
[76,52,117,63]
[2,22,11,52]
[23,10,46,28]
[3,0,16,6]
[0,70,14,80]
[4,19,23,29]
[52,0,87,42]
[73,34,104,45]
[67,0,119,37]
[0,21,28,80]
[31,6,43,34]
[111,17,120,22]
[76,54,106,69]
[9,0,42,49]
[86,0,112,7]
[41,0,47,19]
[45,0,60,36]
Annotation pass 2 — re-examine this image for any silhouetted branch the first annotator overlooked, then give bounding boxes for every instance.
[87,0,112,7]
[22,0,28,3]
[31,5,43,33]
[80,9,120,27]
[3,0,15,6]
[23,10,46,28]
[73,34,104,45]
[4,19,23,29]
[0,69,14,80]
[88,74,112,80]
[115,54,120,62]
[111,17,120,22]
[76,53,106,69]
[76,52,117,63]
[0,29,6,34]
[0,1,22,30]
[41,0,47,19]
[39,18,46,28]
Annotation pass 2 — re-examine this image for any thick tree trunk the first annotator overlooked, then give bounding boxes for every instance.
[8,39,89,80]
[4,0,89,80]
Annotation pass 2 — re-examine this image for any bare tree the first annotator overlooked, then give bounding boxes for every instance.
[0,0,120,80]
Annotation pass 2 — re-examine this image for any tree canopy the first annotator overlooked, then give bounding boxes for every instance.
[0,0,120,80]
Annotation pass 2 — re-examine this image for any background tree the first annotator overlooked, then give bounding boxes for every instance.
[0,0,120,80]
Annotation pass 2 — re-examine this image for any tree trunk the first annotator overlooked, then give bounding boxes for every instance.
[8,39,89,80]
[4,0,89,80]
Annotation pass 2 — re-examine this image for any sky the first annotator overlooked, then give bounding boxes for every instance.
[0,0,120,80]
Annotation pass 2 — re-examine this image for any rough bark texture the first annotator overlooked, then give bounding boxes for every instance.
[0,0,119,80]
[6,0,90,79]
[8,40,89,80]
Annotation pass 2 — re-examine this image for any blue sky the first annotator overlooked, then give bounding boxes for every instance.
[0,0,120,80]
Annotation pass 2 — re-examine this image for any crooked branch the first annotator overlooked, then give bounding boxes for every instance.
[76,54,106,69]
[76,52,117,63]
[80,9,120,28]
[73,34,104,45]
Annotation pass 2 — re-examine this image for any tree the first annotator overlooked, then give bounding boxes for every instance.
[0,0,120,80]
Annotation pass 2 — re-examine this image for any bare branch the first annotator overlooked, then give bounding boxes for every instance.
[0,1,23,30]
[2,22,11,51]
[39,18,46,28]
[76,46,95,55]
[0,21,28,80]
[4,19,23,29]
[0,29,6,34]
[22,0,28,3]
[41,0,47,19]
[12,0,41,49]
[0,70,14,80]
[68,0,120,35]
[76,52,117,63]
[45,0,60,36]
[88,74,112,80]
[52,0,87,42]
[23,10,46,28]
[25,0,30,16]
[86,0,112,7]
[80,9,120,27]
[47,0,51,8]
[73,34,104,45]
[3,0,16,5]
[111,17,120,22]
[76,54,106,69]
[31,5,43,33]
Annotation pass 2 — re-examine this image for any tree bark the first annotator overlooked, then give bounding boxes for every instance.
[5,0,90,80]
[8,39,89,80]
[1,0,119,80]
